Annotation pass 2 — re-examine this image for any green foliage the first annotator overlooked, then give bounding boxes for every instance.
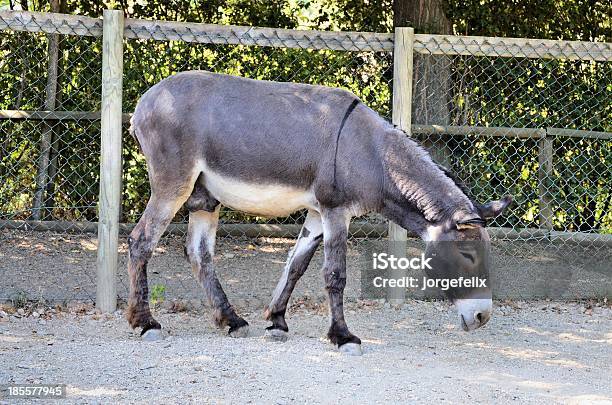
[444,0,610,41]
[150,284,166,306]
[11,290,28,309]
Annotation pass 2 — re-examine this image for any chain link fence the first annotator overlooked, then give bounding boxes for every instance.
[0,11,610,305]
[409,35,611,299]
[0,12,103,303]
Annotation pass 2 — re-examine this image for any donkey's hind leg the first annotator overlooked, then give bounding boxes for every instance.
[186,206,249,337]
[264,210,323,340]
[126,193,186,339]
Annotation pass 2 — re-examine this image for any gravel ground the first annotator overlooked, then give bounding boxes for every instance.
[0,299,611,404]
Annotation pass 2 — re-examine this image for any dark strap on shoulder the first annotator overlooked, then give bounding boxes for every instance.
[333,99,360,187]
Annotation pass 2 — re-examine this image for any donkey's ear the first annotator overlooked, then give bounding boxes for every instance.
[478,195,513,219]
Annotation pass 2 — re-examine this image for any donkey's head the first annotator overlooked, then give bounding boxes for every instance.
[423,196,512,331]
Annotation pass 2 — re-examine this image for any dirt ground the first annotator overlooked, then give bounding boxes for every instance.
[0,299,611,404]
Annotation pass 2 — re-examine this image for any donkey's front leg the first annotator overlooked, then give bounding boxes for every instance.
[186,207,249,337]
[264,210,323,340]
[321,207,361,355]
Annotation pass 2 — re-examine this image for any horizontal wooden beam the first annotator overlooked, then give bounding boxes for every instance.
[486,227,546,240]
[2,220,611,246]
[123,17,394,52]
[0,10,102,37]
[414,34,612,62]
[412,125,612,140]
[2,11,608,61]
[0,220,387,239]
[413,125,546,139]
[547,127,612,140]
[549,230,612,247]
[0,110,132,122]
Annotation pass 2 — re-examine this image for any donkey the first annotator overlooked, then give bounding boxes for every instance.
[126,71,511,355]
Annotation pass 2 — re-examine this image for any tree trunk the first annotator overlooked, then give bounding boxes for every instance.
[43,0,67,220]
[394,0,453,168]
[32,0,61,220]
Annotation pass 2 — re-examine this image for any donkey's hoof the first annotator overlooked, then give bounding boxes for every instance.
[229,324,249,338]
[338,342,363,356]
[141,328,164,342]
[264,328,288,342]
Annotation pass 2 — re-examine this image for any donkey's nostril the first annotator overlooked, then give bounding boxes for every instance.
[476,312,483,323]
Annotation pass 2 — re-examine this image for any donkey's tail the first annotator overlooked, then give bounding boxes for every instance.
[129,114,143,153]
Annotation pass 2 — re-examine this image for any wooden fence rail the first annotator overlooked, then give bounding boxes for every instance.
[1,11,611,60]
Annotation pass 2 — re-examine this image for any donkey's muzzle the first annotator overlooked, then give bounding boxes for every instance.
[455,298,492,331]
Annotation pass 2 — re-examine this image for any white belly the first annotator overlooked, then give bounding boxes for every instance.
[201,165,317,217]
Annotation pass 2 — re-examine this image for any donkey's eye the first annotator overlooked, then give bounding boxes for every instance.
[459,251,475,262]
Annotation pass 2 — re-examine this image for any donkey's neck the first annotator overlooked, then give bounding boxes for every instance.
[379,128,475,233]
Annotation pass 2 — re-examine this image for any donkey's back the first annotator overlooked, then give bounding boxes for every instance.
[131,70,360,176]
[130,70,381,215]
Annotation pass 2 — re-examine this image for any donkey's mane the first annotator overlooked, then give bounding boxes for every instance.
[385,126,477,222]
[435,163,474,202]
[389,122,472,198]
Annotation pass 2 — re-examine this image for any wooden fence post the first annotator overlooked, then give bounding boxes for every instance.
[387,27,414,305]
[538,133,554,230]
[96,9,124,313]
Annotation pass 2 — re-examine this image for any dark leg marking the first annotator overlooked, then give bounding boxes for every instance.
[265,309,289,333]
[321,208,361,352]
[264,242,321,330]
[126,231,161,332]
